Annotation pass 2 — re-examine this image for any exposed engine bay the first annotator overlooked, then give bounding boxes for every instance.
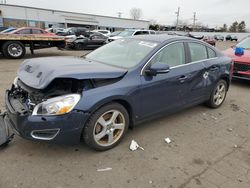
[8,77,122,115]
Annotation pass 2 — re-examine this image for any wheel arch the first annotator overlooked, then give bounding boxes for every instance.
[220,75,230,91]
[87,98,135,129]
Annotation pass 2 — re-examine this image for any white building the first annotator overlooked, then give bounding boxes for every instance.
[0,4,150,31]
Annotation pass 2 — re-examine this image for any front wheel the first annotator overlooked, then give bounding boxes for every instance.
[206,80,228,108]
[83,103,129,151]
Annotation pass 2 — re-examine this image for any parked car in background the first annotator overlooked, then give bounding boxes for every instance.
[109,31,122,37]
[8,27,55,36]
[0,27,16,34]
[214,35,224,41]
[66,32,108,50]
[93,30,111,36]
[108,29,155,42]
[225,35,238,41]
[46,28,64,34]
[56,27,89,37]
[0,35,232,150]
[224,35,250,80]
[203,36,216,46]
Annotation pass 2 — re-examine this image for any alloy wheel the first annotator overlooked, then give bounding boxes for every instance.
[93,110,126,147]
[213,83,226,106]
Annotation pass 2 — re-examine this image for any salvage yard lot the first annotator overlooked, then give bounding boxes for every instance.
[0,42,249,188]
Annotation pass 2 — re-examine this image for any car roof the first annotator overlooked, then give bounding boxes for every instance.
[129,34,192,43]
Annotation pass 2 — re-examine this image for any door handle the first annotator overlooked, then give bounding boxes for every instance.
[178,75,188,83]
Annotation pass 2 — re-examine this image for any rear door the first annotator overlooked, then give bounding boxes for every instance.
[139,42,191,119]
[185,42,218,104]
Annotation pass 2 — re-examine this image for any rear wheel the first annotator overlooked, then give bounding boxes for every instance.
[206,80,228,108]
[83,103,129,151]
[2,41,26,59]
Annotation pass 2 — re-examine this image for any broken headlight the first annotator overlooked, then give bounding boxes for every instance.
[32,94,81,116]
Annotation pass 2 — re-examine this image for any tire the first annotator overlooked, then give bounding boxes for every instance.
[206,80,228,108]
[2,41,26,59]
[83,103,129,151]
[75,43,84,50]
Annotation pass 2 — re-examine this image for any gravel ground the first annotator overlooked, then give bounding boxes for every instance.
[0,41,249,188]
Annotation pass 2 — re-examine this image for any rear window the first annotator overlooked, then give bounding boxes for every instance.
[207,47,216,58]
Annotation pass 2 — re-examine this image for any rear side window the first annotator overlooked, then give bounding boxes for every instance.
[150,42,185,67]
[207,47,216,58]
[16,29,31,34]
[188,43,207,62]
[32,29,43,34]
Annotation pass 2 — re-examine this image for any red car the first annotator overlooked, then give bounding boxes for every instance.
[8,27,55,36]
[203,36,216,46]
[224,36,250,80]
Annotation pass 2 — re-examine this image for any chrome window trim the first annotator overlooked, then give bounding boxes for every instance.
[140,41,219,75]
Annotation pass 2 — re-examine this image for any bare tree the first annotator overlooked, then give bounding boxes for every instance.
[130,8,143,20]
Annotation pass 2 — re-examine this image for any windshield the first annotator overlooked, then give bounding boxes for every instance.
[236,37,250,49]
[85,39,159,68]
[118,30,135,37]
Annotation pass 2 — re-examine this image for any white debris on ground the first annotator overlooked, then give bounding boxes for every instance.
[129,140,144,151]
[164,137,172,144]
[97,167,112,172]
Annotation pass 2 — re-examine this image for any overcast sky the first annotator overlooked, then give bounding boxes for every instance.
[5,0,250,28]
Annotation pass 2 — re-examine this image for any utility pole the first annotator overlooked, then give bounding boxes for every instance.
[193,12,198,31]
[175,7,180,30]
[117,12,122,18]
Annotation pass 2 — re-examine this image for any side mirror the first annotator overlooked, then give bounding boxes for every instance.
[145,62,170,76]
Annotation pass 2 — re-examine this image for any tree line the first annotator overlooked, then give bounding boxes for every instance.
[214,21,246,33]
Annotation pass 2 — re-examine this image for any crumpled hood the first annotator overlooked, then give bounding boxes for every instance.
[17,56,127,90]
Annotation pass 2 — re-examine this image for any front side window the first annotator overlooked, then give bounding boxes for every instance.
[16,29,31,34]
[188,42,207,62]
[134,31,143,35]
[149,42,185,67]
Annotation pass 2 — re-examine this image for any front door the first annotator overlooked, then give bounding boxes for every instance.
[139,42,191,119]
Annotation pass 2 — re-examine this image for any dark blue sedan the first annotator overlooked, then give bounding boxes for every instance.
[0,35,232,150]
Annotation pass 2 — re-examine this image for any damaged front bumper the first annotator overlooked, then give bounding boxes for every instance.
[2,90,90,145]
